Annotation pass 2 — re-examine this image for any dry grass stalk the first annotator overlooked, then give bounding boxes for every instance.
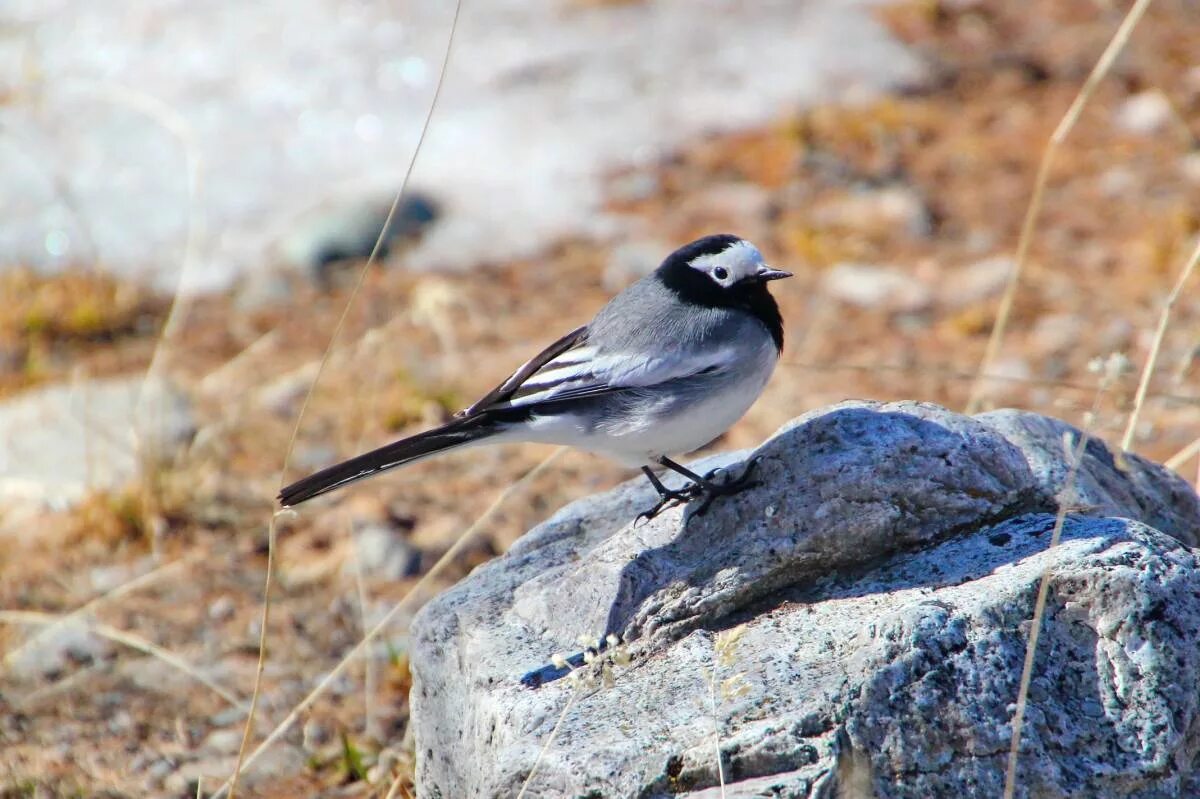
[1,552,199,674]
[225,1,465,795]
[213,446,563,799]
[0,609,246,711]
[1121,236,1200,451]
[514,686,582,799]
[1002,355,1123,799]
[965,0,1156,415]
[1165,435,1200,472]
[346,507,380,741]
[226,511,283,799]
[708,625,749,797]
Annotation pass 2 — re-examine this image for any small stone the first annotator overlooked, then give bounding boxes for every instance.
[7,618,112,680]
[346,523,422,581]
[1098,166,1138,199]
[274,193,440,284]
[1114,90,1173,136]
[88,560,141,594]
[939,256,1013,308]
[147,758,175,780]
[303,718,330,750]
[202,728,244,755]
[823,262,932,313]
[208,596,236,622]
[210,707,244,727]
[108,710,133,734]
[1029,314,1084,356]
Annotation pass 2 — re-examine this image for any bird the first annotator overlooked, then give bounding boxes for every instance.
[278,234,791,520]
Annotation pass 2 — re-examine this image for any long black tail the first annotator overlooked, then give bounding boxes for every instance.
[278,415,499,507]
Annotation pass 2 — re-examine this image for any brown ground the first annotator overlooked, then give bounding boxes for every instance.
[3,0,1200,795]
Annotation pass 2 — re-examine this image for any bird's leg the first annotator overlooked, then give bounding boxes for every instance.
[636,466,701,523]
[657,456,761,516]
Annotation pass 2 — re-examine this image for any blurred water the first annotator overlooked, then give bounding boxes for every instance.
[0,0,922,293]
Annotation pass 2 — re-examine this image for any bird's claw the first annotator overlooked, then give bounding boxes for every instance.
[635,485,702,525]
[637,458,763,522]
[702,456,762,493]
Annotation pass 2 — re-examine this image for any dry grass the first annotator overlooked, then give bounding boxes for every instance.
[4,0,1200,795]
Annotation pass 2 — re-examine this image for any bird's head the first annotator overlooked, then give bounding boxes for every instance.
[657,234,791,300]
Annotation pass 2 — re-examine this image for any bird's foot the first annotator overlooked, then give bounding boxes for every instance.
[635,485,702,525]
[693,457,762,516]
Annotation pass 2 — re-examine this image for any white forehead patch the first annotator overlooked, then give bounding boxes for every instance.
[688,239,764,281]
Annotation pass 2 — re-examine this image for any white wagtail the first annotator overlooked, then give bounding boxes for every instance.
[279,234,791,520]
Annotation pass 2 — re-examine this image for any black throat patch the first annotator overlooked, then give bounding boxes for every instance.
[656,255,785,352]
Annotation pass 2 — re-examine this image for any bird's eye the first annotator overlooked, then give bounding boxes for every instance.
[713,267,729,281]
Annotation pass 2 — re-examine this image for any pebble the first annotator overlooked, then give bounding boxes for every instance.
[1114,90,1173,136]
[823,262,933,313]
[7,618,112,680]
[303,718,331,750]
[1030,314,1084,356]
[202,728,244,755]
[210,707,245,727]
[346,523,422,581]
[275,193,440,283]
[938,256,1013,308]
[208,595,236,622]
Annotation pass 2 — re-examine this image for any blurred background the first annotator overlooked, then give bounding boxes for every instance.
[2,0,1199,795]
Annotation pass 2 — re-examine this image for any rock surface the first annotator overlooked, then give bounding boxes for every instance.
[0,376,195,515]
[409,402,1200,798]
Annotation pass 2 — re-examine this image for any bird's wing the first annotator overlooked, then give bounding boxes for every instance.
[466,329,738,415]
[461,325,591,415]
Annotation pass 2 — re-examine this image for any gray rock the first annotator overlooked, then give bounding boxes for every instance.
[5,617,113,680]
[274,193,440,283]
[0,376,194,514]
[409,402,1200,798]
[978,410,1200,547]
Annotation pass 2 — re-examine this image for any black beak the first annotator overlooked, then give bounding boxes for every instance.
[754,266,793,282]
